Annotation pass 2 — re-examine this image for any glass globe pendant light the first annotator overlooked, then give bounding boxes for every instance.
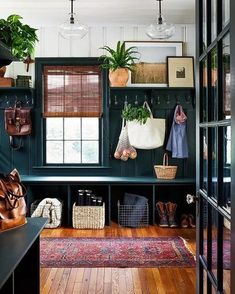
[146,0,175,40]
[59,0,88,39]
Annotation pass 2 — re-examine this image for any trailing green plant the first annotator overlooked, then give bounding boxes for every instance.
[100,41,139,71]
[122,104,151,124]
[0,14,38,61]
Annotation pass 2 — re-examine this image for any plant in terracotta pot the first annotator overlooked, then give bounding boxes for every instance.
[0,14,38,72]
[100,41,139,87]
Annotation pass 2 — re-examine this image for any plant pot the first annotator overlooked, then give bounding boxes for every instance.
[109,68,129,87]
[0,66,6,77]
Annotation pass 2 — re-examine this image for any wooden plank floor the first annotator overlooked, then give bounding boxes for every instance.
[40,223,196,294]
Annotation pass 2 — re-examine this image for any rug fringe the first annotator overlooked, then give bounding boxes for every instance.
[179,236,196,261]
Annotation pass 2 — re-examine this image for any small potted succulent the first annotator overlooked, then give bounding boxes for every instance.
[0,14,38,72]
[100,41,139,87]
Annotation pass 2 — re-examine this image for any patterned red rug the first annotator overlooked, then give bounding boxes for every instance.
[40,237,195,268]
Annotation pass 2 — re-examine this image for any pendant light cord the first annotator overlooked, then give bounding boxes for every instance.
[157,0,163,25]
[70,0,75,24]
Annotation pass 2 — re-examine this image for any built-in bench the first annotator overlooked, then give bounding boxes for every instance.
[22,176,196,226]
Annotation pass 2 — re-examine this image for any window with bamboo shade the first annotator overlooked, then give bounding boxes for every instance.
[43,65,102,117]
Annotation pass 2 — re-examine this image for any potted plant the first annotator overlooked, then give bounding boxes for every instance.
[122,104,151,124]
[0,14,38,72]
[100,41,139,87]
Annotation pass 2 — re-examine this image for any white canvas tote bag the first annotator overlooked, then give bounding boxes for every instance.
[127,101,165,149]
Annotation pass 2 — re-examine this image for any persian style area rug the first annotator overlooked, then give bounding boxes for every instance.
[40,236,195,268]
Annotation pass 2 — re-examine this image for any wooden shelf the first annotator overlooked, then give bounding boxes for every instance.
[110,87,195,91]
[0,87,34,91]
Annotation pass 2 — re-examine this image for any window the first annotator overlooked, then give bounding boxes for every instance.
[46,117,99,164]
[40,61,104,165]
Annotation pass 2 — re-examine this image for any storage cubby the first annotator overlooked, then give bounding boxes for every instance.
[155,184,195,226]
[70,185,110,226]
[110,185,154,225]
[26,184,69,226]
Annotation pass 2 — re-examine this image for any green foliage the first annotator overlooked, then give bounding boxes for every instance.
[122,104,151,124]
[100,41,139,71]
[0,14,38,60]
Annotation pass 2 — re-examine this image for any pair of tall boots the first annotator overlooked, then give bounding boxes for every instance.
[156,201,178,227]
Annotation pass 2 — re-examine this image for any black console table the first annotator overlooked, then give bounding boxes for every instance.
[0,218,47,294]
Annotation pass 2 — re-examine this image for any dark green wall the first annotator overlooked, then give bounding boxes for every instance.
[0,86,195,178]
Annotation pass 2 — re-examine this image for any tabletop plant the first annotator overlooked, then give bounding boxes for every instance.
[99,41,139,87]
[100,41,139,71]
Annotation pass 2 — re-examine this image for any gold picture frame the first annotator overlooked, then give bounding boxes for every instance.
[124,41,183,87]
[167,56,195,87]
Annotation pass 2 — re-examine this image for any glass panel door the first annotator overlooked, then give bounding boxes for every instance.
[197,0,232,292]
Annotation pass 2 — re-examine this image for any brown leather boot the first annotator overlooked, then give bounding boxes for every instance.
[156,202,168,227]
[166,202,178,227]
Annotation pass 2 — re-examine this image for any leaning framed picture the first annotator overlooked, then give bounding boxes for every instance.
[167,56,195,87]
[124,41,183,87]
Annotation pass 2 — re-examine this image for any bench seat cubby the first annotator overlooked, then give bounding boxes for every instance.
[22,176,195,227]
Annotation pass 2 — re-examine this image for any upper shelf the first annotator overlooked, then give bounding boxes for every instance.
[110,86,195,91]
[0,87,34,91]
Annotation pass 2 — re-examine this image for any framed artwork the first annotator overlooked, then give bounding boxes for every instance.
[167,56,195,87]
[124,41,183,87]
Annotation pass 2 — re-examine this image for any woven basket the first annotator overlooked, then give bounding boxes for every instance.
[72,203,105,229]
[154,153,177,180]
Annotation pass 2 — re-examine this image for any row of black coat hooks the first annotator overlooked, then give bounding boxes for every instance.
[0,95,34,109]
[109,94,194,108]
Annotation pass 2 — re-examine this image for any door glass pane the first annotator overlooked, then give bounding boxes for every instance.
[210,49,218,121]
[202,198,208,261]
[211,128,218,200]
[211,0,217,42]
[222,0,230,27]
[201,58,208,122]
[201,128,208,192]
[222,126,231,209]
[203,269,208,293]
[222,34,230,119]
[211,208,218,279]
[223,218,231,293]
[203,0,207,50]
[212,287,217,294]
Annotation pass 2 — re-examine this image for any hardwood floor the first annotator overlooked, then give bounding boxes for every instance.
[40,223,196,294]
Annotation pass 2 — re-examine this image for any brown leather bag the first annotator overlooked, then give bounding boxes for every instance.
[0,169,27,232]
[4,103,32,150]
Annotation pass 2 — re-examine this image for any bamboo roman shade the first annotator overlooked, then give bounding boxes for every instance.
[43,65,102,117]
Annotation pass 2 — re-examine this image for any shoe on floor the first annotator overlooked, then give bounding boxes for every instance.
[180,214,189,228]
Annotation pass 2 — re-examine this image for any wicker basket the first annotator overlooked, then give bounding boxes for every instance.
[72,203,105,229]
[154,153,177,180]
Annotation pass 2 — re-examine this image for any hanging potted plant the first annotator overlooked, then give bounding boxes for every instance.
[0,14,38,72]
[100,41,139,87]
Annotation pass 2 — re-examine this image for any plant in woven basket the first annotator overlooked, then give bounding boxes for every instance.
[122,104,151,124]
